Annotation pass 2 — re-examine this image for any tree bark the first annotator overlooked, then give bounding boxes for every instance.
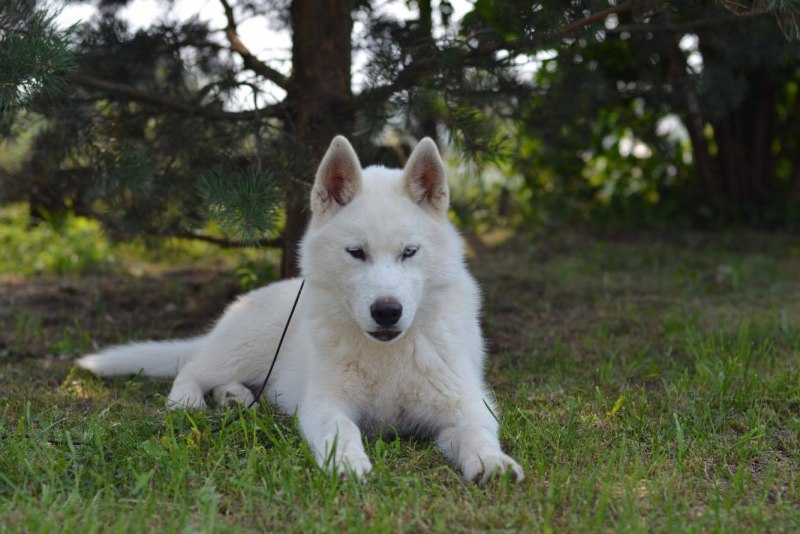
[282,0,355,278]
[409,0,438,143]
[667,36,719,200]
[710,71,777,205]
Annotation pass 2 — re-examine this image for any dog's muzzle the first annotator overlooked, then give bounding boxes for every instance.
[368,297,403,341]
[369,329,401,342]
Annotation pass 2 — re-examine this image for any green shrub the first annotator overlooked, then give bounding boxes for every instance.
[0,205,116,275]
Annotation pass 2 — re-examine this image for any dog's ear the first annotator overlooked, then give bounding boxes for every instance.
[403,137,449,216]
[311,136,363,218]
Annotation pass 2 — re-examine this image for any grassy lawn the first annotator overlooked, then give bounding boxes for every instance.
[1,223,799,532]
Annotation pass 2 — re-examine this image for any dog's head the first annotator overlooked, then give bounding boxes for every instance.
[300,136,462,343]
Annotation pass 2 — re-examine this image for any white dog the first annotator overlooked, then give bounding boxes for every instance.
[78,136,523,484]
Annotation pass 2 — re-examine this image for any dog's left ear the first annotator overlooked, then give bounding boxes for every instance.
[403,137,449,216]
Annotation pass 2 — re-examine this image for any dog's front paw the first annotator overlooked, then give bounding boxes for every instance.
[322,451,372,480]
[461,451,524,485]
[167,382,207,410]
[212,382,255,407]
[336,452,373,480]
[167,395,207,410]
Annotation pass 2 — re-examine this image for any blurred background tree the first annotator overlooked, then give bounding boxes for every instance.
[498,0,800,227]
[2,0,799,278]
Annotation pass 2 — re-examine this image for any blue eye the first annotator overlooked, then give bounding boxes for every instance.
[402,246,419,260]
[347,247,366,261]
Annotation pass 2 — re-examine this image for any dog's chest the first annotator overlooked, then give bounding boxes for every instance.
[337,346,461,434]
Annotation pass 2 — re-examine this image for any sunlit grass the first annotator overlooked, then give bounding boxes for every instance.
[0,203,279,278]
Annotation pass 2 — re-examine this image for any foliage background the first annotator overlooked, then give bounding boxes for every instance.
[3,0,800,272]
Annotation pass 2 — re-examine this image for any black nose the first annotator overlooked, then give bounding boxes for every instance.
[370,297,403,327]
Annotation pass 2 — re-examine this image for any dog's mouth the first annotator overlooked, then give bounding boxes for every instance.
[368,329,401,342]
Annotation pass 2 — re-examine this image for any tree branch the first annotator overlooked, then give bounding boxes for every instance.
[218,0,289,90]
[561,3,633,35]
[151,230,284,249]
[610,9,772,34]
[356,4,635,106]
[70,73,286,122]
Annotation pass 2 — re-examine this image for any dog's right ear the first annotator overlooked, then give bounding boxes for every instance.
[310,136,363,218]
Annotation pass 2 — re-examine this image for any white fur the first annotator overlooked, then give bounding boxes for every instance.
[78,137,523,484]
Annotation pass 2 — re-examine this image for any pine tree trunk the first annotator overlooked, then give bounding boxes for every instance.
[667,37,719,201]
[282,0,355,278]
[710,71,777,207]
[410,0,438,143]
[697,31,778,214]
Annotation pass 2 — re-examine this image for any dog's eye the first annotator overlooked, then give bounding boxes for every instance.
[402,246,419,260]
[346,247,366,261]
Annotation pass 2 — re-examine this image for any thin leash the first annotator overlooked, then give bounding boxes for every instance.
[247,279,305,409]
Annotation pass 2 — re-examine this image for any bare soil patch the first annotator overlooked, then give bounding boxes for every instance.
[0,269,241,359]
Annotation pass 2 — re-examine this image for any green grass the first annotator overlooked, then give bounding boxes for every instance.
[2,230,800,531]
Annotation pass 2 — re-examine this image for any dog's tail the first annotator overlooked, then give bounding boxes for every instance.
[77,337,202,378]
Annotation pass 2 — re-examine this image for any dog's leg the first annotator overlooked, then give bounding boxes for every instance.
[212,382,255,407]
[298,400,371,479]
[435,398,524,485]
[167,375,207,409]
